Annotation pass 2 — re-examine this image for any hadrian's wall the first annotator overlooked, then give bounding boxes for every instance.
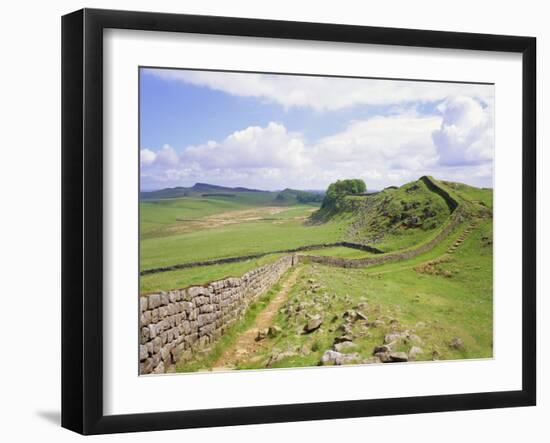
[139,255,297,374]
[302,207,465,269]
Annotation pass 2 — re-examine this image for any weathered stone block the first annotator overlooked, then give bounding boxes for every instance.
[160,345,172,363]
[140,296,148,312]
[188,286,208,297]
[159,306,169,319]
[200,304,214,314]
[151,308,159,323]
[160,292,170,306]
[167,303,176,316]
[140,310,152,327]
[148,294,161,309]
[141,327,150,344]
[140,358,154,375]
[152,336,162,354]
[168,290,181,303]
[153,361,165,374]
[148,323,157,339]
[151,353,161,367]
[139,344,148,361]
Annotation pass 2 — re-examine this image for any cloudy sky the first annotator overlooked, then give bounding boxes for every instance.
[140,68,494,191]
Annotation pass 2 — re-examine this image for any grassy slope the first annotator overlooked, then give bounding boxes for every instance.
[140,253,284,294]
[140,218,344,270]
[232,218,493,370]
[313,178,454,253]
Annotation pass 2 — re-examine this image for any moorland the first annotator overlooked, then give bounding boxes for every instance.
[139,176,493,371]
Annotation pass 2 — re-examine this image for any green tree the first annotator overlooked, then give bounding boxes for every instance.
[321,179,367,209]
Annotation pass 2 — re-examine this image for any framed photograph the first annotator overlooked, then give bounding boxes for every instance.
[62,8,536,434]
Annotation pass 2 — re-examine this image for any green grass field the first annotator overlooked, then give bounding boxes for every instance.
[199,218,493,371]
[139,178,493,370]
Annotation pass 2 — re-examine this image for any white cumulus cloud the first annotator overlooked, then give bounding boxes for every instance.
[182,122,309,170]
[140,98,495,191]
[432,96,494,166]
[140,148,156,166]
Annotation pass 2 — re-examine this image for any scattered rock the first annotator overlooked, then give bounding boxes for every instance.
[334,341,357,352]
[449,337,465,350]
[389,352,409,363]
[334,335,353,344]
[303,316,323,333]
[255,328,269,341]
[373,344,392,354]
[355,311,368,321]
[337,323,353,335]
[374,352,392,363]
[320,350,360,366]
[408,346,423,360]
[384,332,405,344]
[268,325,282,338]
[343,310,357,321]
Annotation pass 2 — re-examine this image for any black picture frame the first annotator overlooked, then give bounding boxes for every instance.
[62,8,536,435]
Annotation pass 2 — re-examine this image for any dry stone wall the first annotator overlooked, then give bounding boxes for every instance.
[302,205,465,269]
[139,255,297,374]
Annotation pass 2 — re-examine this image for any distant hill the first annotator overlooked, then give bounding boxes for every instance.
[140,183,324,207]
[141,183,266,200]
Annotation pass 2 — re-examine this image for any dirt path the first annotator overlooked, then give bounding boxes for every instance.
[212,266,302,369]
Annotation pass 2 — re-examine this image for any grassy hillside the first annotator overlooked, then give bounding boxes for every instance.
[310,178,454,252]
[176,217,493,372]
[140,177,492,293]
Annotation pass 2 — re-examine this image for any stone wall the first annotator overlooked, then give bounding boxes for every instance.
[139,255,297,374]
[141,241,382,276]
[419,175,459,212]
[302,207,464,269]
[301,176,464,269]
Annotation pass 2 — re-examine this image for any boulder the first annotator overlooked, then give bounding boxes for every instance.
[255,328,269,341]
[373,344,392,354]
[268,325,282,338]
[374,351,392,363]
[334,335,353,344]
[303,316,323,333]
[389,352,409,363]
[320,350,360,366]
[337,323,353,335]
